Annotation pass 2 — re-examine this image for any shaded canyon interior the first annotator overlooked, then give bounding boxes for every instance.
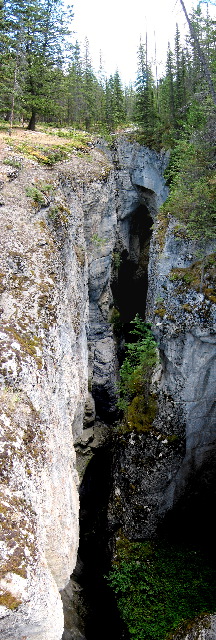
[0,135,216,640]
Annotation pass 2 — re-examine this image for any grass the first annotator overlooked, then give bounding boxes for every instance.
[108,537,216,640]
[0,123,93,165]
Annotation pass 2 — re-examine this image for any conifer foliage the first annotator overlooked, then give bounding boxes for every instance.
[1,0,73,128]
[0,0,215,146]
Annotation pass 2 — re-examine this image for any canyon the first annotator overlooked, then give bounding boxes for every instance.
[0,132,215,640]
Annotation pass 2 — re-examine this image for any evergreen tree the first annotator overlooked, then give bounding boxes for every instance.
[82,37,96,129]
[1,0,73,129]
[179,0,216,104]
[66,40,83,126]
[112,70,126,126]
[134,37,158,143]
[174,24,187,121]
[124,83,135,122]
[104,71,126,130]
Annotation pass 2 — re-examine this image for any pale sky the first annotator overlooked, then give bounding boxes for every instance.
[72,0,214,85]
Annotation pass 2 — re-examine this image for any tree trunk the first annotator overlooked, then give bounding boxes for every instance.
[27,108,37,130]
[179,0,216,106]
[9,64,17,135]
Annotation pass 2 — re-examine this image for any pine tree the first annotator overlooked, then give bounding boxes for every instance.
[112,70,126,127]
[134,37,158,143]
[2,0,73,129]
[179,0,216,104]
[81,37,96,130]
[66,40,84,126]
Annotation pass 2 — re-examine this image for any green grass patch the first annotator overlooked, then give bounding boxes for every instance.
[5,129,92,165]
[108,538,216,640]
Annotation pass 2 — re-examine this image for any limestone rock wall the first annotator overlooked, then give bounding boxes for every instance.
[1,133,215,640]
[0,148,111,639]
[109,217,216,543]
[108,142,216,546]
[147,219,216,514]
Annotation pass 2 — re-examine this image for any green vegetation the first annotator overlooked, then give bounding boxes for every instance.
[117,315,158,431]
[108,538,216,640]
[169,253,216,301]
[3,157,22,168]
[91,233,107,246]
[0,0,214,149]
[109,307,122,336]
[26,181,54,207]
[161,134,216,241]
[0,0,215,259]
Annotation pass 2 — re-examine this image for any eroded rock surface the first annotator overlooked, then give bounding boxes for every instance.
[147,219,216,515]
[0,142,112,639]
[1,132,215,640]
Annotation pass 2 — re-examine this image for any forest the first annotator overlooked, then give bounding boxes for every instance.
[0,0,215,138]
[0,0,215,244]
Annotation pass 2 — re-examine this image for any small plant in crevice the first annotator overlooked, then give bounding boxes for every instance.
[109,307,123,336]
[3,157,22,169]
[91,233,107,246]
[112,251,122,271]
[26,181,54,208]
[117,314,158,431]
[107,537,216,640]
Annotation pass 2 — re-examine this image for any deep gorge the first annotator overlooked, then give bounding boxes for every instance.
[0,135,216,640]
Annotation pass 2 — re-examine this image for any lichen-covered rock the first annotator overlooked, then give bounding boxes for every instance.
[0,149,89,639]
[147,217,216,515]
[172,614,216,640]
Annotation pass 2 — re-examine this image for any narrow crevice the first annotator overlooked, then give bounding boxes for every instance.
[112,204,152,327]
[62,199,154,640]
[111,203,153,368]
[62,447,129,640]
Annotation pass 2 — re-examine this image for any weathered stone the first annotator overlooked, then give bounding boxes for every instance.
[0,152,89,639]
[83,392,96,428]
[173,614,216,640]
[146,218,216,516]
[1,131,215,639]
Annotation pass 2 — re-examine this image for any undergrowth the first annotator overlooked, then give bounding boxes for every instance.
[161,136,216,242]
[108,538,216,640]
[4,127,92,164]
[117,315,158,432]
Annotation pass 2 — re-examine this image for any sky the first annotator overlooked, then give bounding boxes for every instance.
[71,0,214,85]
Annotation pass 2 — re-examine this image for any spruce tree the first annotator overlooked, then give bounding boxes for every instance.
[134,37,158,144]
[2,0,73,129]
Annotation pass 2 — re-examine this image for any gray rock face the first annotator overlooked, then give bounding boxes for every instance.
[173,614,216,640]
[147,219,216,516]
[112,137,169,254]
[1,132,215,639]
[114,136,169,219]
[0,152,90,639]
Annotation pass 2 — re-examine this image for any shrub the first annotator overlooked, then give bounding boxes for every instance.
[108,540,216,640]
[117,314,157,417]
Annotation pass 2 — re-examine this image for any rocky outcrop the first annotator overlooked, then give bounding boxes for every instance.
[147,218,216,515]
[1,131,215,640]
[109,218,216,542]
[0,143,113,639]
